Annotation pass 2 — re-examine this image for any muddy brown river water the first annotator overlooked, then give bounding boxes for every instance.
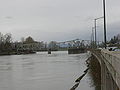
[0,51,95,90]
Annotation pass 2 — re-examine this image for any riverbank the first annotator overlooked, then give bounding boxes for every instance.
[88,54,101,90]
[0,50,36,56]
[69,52,91,90]
[69,53,101,90]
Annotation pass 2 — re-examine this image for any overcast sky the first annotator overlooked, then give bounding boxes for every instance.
[0,0,120,42]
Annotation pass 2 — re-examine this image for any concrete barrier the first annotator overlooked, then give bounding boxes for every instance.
[101,50,120,89]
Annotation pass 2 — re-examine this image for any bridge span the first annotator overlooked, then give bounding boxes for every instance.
[91,49,120,90]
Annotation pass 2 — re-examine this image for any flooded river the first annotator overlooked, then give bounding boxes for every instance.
[0,51,95,90]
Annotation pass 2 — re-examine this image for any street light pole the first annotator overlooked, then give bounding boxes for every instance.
[103,0,107,49]
[94,16,104,48]
[94,19,97,48]
[92,27,94,48]
[92,27,94,43]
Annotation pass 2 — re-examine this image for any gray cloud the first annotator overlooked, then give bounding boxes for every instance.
[0,0,120,42]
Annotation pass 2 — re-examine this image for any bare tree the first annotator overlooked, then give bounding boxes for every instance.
[0,33,12,52]
[4,33,12,43]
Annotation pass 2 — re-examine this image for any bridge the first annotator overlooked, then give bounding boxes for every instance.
[91,49,120,90]
[57,39,99,48]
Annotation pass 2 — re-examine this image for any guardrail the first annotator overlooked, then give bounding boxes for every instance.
[101,50,120,89]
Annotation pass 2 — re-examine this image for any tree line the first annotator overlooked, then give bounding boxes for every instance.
[108,34,120,47]
[0,32,119,54]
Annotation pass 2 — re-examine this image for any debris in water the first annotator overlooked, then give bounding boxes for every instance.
[69,58,90,90]
[75,73,86,82]
[84,68,89,73]
[70,83,79,90]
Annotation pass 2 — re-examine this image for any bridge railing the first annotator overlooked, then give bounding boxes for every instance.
[101,49,120,89]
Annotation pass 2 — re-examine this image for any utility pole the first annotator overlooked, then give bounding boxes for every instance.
[103,0,107,49]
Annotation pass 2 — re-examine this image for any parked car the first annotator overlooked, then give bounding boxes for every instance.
[113,48,120,51]
[107,47,117,51]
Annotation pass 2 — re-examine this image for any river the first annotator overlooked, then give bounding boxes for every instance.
[0,51,95,90]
